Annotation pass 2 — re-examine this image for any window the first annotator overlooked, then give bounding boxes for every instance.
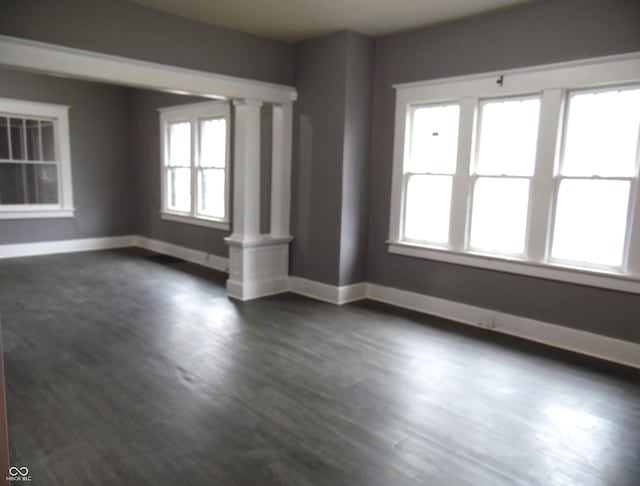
[469,97,540,255]
[159,101,230,230]
[389,54,640,293]
[403,103,459,245]
[0,98,73,219]
[550,87,640,268]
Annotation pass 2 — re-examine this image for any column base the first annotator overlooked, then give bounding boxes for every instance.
[224,236,293,301]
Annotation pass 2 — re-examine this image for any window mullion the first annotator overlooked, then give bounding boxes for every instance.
[527,88,564,263]
[449,97,476,251]
[627,177,640,275]
[190,117,198,217]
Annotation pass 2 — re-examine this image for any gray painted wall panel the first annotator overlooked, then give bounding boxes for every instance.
[339,33,374,286]
[0,0,294,85]
[367,0,640,343]
[0,67,134,244]
[290,33,348,285]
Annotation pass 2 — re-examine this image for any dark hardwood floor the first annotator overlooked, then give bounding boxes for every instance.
[0,248,638,485]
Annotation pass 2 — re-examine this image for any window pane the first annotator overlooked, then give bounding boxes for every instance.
[469,177,530,254]
[476,98,540,176]
[167,122,191,167]
[404,174,453,244]
[409,104,459,174]
[0,163,26,204]
[25,164,58,204]
[198,168,225,219]
[551,179,630,267]
[10,118,24,160]
[167,167,191,212]
[562,89,640,177]
[41,121,55,161]
[0,118,9,159]
[26,119,41,161]
[199,118,226,168]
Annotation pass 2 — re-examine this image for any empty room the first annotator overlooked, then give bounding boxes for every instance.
[0,0,639,484]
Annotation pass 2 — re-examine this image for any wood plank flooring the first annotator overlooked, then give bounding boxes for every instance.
[0,248,638,485]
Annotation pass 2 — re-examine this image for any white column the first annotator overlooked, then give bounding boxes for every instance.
[230,99,262,241]
[225,99,293,301]
[270,103,293,238]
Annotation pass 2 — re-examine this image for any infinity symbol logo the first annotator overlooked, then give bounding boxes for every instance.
[8,466,29,476]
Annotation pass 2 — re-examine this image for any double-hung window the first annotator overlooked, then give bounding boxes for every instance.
[159,101,230,230]
[0,98,73,219]
[389,54,640,293]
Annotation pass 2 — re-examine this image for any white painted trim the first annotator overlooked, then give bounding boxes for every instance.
[0,35,296,104]
[135,236,228,273]
[229,99,263,240]
[388,241,640,294]
[0,235,136,259]
[0,98,74,215]
[394,52,640,103]
[288,277,367,305]
[0,209,74,220]
[0,234,636,368]
[389,53,640,294]
[160,212,230,231]
[270,103,293,238]
[366,283,640,369]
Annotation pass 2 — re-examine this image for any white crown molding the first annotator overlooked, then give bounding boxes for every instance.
[0,35,297,105]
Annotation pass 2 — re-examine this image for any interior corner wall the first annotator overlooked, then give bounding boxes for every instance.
[0,67,134,245]
[0,0,294,85]
[291,33,350,286]
[339,33,374,286]
[367,0,640,344]
[290,31,374,287]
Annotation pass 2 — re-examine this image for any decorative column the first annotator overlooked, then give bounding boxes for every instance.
[225,100,293,301]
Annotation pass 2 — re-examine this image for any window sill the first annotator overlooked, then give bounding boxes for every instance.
[160,212,230,231]
[387,240,640,295]
[0,209,75,220]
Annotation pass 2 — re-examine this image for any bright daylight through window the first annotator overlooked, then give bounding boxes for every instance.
[389,55,640,291]
[160,101,230,229]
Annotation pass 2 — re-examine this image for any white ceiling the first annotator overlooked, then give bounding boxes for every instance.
[125,0,539,42]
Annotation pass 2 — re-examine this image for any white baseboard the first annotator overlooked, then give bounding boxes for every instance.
[366,283,640,369]
[288,277,367,305]
[0,235,136,259]
[135,236,228,273]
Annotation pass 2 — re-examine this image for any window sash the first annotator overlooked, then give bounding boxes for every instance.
[0,101,70,215]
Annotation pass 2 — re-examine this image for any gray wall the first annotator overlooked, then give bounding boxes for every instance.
[291,31,373,286]
[0,67,134,244]
[367,0,640,343]
[291,33,349,285]
[339,33,373,286]
[0,0,294,85]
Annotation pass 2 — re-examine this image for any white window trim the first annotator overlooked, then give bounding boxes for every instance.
[389,52,640,294]
[159,100,231,231]
[0,98,74,219]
